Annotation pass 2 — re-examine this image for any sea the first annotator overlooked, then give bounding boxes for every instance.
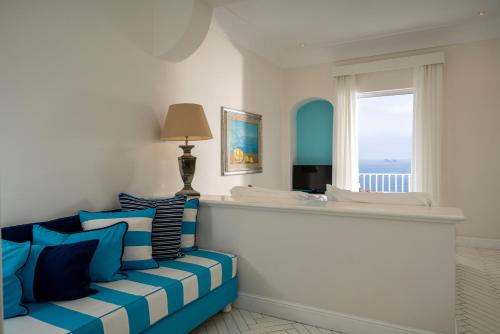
[359,159,411,192]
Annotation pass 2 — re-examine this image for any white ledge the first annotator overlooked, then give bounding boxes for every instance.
[198,195,464,224]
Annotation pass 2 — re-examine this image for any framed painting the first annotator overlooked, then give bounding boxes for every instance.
[221,107,263,176]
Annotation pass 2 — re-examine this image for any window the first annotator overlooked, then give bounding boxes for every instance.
[357,90,413,192]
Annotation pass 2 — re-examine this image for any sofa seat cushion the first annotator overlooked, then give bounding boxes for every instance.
[3,249,237,334]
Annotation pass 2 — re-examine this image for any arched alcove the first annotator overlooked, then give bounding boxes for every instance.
[291,99,334,192]
[295,99,334,165]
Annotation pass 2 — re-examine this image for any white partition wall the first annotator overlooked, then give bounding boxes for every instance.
[197,196,463,334]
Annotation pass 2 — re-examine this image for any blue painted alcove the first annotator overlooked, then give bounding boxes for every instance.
[295,100,334,165]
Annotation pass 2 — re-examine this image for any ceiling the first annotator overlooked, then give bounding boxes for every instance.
[206,0,500,67]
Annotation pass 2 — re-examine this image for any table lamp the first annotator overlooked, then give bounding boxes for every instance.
[161,103,213,196]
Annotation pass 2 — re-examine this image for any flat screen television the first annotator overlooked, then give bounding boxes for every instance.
[293,165,332,194]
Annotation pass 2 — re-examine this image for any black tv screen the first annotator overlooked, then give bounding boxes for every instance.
[293,165,332,193]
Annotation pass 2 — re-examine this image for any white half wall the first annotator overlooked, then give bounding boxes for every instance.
[198,197,461,334]
[0,0,285,226]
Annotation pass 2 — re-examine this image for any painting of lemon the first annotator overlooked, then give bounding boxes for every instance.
[232,148,244,162]
[229,119,259,165]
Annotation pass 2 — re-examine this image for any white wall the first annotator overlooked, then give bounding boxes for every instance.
[282,38,500,239]
[443,39,500,239]
[1,1,497,239]
[0,0,285,226]
[161,22,285,197]
[0,0,165,226]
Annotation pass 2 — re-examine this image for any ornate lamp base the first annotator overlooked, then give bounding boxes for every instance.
[176,144,200,197]
[175,185,200,197]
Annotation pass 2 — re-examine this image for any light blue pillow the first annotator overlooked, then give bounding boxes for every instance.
[181,198,199,252]
[80,208,157,270]
[32,223,128,282]
[2,240,30,319]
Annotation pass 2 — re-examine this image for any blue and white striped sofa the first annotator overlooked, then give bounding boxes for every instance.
[2,215,238,334]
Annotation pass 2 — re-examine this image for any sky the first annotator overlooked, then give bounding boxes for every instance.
[358,93,413,160]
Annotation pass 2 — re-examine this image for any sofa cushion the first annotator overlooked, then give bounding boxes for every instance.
[2,240,30,319]
[32,223,128,282]
[181,198,199,252]
[80,208,158,270]
[20,240,99,302]
[3,249,237,334]
[118,193,186,260]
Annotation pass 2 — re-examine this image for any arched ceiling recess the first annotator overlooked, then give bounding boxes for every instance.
[154,0,213,62]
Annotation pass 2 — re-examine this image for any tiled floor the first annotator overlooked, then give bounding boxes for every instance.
[194,246,500,334]
[191,308,343,334]
[456,247,500,334]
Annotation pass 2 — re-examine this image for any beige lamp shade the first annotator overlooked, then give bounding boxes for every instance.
[161,103,213,141]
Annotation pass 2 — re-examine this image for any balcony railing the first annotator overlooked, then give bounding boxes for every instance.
[359,173,413,193]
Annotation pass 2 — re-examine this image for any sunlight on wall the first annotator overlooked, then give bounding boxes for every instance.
[162,22,245,194]
[162,21,285,194]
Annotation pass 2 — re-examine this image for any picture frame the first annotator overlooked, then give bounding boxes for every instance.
[221,107,263,176]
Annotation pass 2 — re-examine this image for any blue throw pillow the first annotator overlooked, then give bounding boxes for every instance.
[181,198,199,252]
[32,223,128,282]
[20,240,99,302]
[2,240,30,319]
[118,193,186,259]
[80,208,158,270]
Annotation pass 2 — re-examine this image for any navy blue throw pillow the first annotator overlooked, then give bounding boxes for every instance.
[21,240,99,302]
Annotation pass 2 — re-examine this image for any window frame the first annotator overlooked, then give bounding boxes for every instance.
[357,88,414,99]
[356,88,415,193]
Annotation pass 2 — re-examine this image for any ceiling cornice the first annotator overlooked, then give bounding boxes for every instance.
[214,7,500,68]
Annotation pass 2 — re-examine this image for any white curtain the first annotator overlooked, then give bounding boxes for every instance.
[412,64,443,203]
[333,75,359,191]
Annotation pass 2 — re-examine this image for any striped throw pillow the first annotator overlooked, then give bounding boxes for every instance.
[119,193,186,259]
[79,208,158,270]
[181,198,199,252]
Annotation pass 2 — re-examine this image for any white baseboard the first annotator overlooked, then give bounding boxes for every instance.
[234,292,439,334]
[456,236,500,250]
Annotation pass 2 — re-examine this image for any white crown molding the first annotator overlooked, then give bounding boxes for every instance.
[282,16,500,68]
[214,7,500,68]
[235,292,441,334]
